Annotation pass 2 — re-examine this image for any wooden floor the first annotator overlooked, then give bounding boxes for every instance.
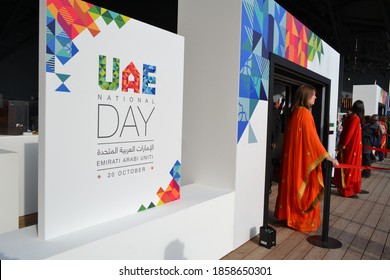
[222,155,390,260]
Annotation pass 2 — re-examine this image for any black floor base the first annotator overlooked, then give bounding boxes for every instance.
[307,235,342,249]
[360,190,369,194]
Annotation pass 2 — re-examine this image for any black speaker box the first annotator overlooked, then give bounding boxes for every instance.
[259,225,276,249]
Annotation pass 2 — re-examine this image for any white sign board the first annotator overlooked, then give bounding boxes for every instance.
[39,0,184,239]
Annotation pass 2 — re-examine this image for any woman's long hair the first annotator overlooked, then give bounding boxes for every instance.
[352,100,365,125]
[289,84,316,118]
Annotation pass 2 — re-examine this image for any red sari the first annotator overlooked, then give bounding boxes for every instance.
[274,107,329,232]
[380,121,387,150]
[333,114,362,196]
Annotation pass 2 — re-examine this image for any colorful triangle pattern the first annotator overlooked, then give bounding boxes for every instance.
[46,0,131,93]
[55,74,71,92]
[238,0,325,143]
[138,160,181,212]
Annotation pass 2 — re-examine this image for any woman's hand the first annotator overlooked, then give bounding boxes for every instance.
[331,158,339,166]
[326,156,339,166]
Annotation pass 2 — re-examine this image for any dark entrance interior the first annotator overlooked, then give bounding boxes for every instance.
[378,103,386,116]
[264,53,333,223]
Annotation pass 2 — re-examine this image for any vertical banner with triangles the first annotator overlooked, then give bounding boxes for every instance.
[238,0,325,144]
[41,0,184,239]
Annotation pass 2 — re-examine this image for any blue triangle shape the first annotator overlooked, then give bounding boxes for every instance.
[237,120,248,143]
[55,83,70,92]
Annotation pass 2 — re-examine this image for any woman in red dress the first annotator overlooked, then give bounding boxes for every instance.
[333,100,364,198]
[274,84,339,232]
[378,115,387,160]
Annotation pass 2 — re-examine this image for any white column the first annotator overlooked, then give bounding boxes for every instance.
[0,149,19,233]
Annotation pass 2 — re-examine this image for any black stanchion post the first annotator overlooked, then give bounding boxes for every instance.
[307,160,342,248]
[321,160,331,244]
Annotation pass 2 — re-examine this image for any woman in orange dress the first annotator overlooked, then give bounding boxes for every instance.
[274,84,339,232]
[378,115,387,160]
[333,100,364,198]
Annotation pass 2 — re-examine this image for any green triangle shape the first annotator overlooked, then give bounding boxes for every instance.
[308,45,315,61]
[138,205,146,212]
[114,15,127,28]
[102,10,114,25]
[88,5,102,16]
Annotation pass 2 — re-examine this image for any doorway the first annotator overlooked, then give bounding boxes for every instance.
[378,103,385,116]
[264,53,332,223]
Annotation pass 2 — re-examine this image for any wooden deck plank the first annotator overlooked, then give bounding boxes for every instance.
[351,200,374,224]
[322,217,351,260]
[376,205,390,232]
[364,170,382,190]
[360,176,375,193]
[302,244,329,260]
[339,196,365,221]
[221,157,390,260]
[362,228,388,260]
[262,230,309,260]
[381,230,390,260]
[365,171,386,203]
[329,188,344,212]
[322,220,361,260]
[326,215,350,240]
[330,191,358,219]
[343,224,375,259]
[376,175,390,206]
[364,203,385,229]
[242,227,293,260]
[283,236,315,259]
[301,209,343,260]
[221,237,258,260]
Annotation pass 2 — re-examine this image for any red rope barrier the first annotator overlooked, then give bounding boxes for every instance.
[334,163,390,171]
[363,146,390,153]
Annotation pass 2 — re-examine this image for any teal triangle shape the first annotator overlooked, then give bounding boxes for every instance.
[248,123,257,143]
[56,73,70,82]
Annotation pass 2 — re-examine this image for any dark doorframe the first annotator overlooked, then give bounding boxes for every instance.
[378,103,385,116]
[263,53,332,225]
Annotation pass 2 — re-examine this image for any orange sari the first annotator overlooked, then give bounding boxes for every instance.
[333,114,362,196]
[274,107,328,232]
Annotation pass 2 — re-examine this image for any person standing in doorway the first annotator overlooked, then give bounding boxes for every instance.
[274,84,338,232]
[333,100,364,198]
[269,96,282,194]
